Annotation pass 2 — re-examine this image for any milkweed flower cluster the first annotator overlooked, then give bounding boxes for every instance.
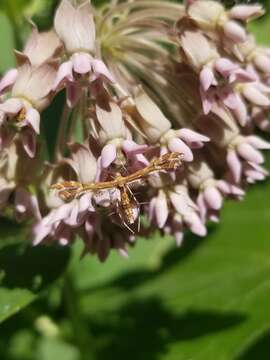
[0,0,269,261]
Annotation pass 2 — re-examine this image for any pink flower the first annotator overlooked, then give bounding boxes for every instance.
[0,141,41,220]
[16,25,63,67]
[53,0,114,106]
[149,183,207,244]
[134,88,209,161]
[0,61,56,157]
[188,158,244,222]
[187,1,260,44]
[227,135,270,183]
[94,101,147,171]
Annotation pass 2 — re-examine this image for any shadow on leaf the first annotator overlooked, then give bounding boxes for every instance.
[90,297,246,360]
[0,243,70,292]
[236,328,270,360]
[83,226,217,293]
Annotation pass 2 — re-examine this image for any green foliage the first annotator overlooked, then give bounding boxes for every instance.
[1,1,270,360]
[1,180,270,359]
[0,12,16,73]
[0,219,70,323]
[70,180,270,360]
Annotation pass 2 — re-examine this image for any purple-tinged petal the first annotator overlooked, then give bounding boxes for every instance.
[101,143,117,168]
[14,188,29,214]
[232,94,248,126]
[46,203,72,225]
[237,143,264,164]
[200,87,213,114]
[148,197,157,223]
[68,142,97,183]
[203,187,223,210]
[200,67,215,91]
[169,191,191,215]
[0,69,18,94]
[91,59,115,83]
[172,215,183,247]
[185,212,207,237]
[79,193,93,214]
[246,135,270,149]
[254,54,270,74]
[25,108,40,134]
[177,128,210,145]
[252,108,270,132]
[209,211,220,223]
[118,248,129,259]
[155,190,169,228]
[245,169,265,181]
[229,68,255,83]
[58,227,72,246]
[72,53,92,74]
[230,5,264,21]
[168,137,193,162]
[0,98,23,115]
[21,129,37,158]
[53,60,73,90]
[122,140,147,155]
[223,20,246,43]
[32,220,52,245]
[217,180,245,197]
[64,202,80,227]
[227,150,242,183]
[243,85,270,107]
[222,91,238,110]
[85,218,94,242]
[197,192,207,221]
[94,190,111,208]
[215,58,238,78]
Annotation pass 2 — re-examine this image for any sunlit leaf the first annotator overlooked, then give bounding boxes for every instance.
[0,12,15,73]
[70,179,270,359]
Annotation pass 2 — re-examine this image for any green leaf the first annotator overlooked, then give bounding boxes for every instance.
[69,179,270,359]
[0,11,15,73]
[0,221,70,323]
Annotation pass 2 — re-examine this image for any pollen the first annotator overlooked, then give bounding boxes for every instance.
[15,108,26,123]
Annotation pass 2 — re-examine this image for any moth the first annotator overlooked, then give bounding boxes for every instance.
[51,152,183,232]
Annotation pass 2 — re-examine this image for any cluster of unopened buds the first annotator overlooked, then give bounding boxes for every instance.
[0,0,269,261]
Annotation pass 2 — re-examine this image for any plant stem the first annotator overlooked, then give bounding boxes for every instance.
[54,104,71,162]
[63,271,96,360]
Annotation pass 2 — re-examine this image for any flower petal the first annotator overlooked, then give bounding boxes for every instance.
[203,187,223,210]
[0,68,18,94]
[155,190,169,228]
[54,60,73,90]
[91,59,115,83]
[72,52,92,74]
[227,150,242,183]
[237,143,264,164]
[25,107,40,134]
[122,140,147,155]
[21,129,37,158]
[101,143,117,168]
[168,137,193,162]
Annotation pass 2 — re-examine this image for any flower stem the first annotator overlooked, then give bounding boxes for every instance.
[54,104,71,162]
[63,272,96,360]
